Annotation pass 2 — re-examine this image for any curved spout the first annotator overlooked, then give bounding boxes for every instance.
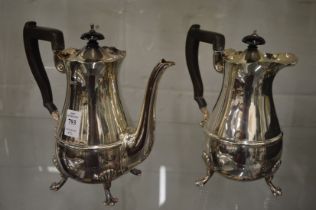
[126,59,175,157]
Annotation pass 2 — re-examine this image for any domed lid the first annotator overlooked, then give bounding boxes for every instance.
[56,25,126,63]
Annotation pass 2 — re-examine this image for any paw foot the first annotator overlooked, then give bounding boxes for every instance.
[49,182,62,191]
[265,176,282,197]
[49,176,67,191]
[103,181,118,206]
[195,176,209,187]
[271,186,282,196]
[104,195,118,206]
[130,168,142,176]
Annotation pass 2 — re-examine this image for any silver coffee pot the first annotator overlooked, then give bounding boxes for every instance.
[185,24,297,196]
[23,21,174,205]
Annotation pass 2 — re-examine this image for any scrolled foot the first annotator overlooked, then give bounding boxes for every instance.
[104,192,118,206]
[130,168,142,176]
[265,176,282,196]
[195,151,214,187]
[50,156,68,191]
[49,176,67,191]
[195,175,210,187]
[271,187,282,197]
[103,182,118,206]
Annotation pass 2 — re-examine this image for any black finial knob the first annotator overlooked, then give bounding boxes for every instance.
[80,24,104,42]
[242,31,265,47]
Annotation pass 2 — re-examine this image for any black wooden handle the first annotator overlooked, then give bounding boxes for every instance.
[185,24,225,108]
[23,21,64,114]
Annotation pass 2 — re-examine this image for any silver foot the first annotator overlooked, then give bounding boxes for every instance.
[271,160,282,174]
[103,182,118,206]
[130,168,142,176]
[196,175,211,187]
[195,152,214,187]
[50,156,68,191]
[265,175,282,196]
[50,175,68,191]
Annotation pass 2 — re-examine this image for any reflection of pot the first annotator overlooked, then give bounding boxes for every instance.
[185,24,297,196]
[23,21,174,205]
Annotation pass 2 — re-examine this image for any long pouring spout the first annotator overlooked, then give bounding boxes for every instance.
[126,59,175,157]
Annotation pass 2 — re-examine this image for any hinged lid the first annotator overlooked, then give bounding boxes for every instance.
[223,31,297,65]
[56,25,126,63]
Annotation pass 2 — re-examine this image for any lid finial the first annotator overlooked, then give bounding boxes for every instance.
[242,30,265,47]
[80,24,105,42]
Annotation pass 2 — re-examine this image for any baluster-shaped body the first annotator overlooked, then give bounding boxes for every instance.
[206,60,287,180]
[185,25,297,196]
[23,22,174,205]
[55,47,129,183]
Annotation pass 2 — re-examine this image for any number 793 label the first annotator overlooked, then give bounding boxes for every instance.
[64,109,82,138]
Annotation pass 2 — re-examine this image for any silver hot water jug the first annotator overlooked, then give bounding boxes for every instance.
[185,25,297,196]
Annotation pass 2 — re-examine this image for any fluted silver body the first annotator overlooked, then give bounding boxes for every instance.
[205,61,285,180]
[53,50,174,183]
[23,23,175,205]
[195,49,297,196]
[51,44,175,206]
[52,48,174,205]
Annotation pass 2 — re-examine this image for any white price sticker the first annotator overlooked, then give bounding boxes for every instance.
[64,109,82,138]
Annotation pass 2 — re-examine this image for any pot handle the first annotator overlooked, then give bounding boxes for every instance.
[23,21,64,119]
[185,24,225,109]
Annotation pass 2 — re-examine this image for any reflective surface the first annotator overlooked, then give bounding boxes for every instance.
[1,0,316,209]
[0,118,316,209]
[52,55,173,205]
[206,60,297,143]
[187,29,297,196]
[24,23,175,205]
[53,58,173,176]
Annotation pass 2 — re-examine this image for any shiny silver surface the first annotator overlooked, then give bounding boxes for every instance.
[25,25,174,205]
[53,56,174,172]
[53,55,173,204]
[205,60,297,142]
[196,48,297,195]
[223,48,297,65]
[1,0,315,209]
[1,118,316,210]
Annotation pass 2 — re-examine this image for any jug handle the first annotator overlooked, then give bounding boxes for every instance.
[185,24,225,110]
[23,21,64,120]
